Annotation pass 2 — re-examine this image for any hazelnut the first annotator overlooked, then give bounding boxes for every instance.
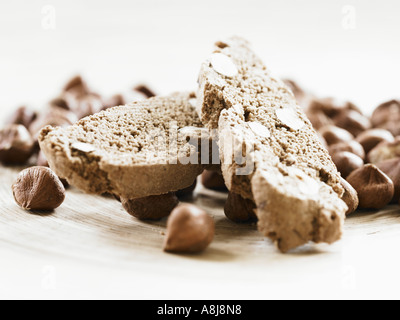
[12,166,66,211]
[328,140,365,160]
[283,79,313,108]
[63,75,90,98]
[175,179,197,199]
[307,97,362,117]
[201,170,227,191]
[376,158,400,203]
[331,151,364,178]
[306,111,333,130]
[75,94,104,118]
[367,137,400,164]
[333,109,371,137]
[370,99,400,127]
[49,97,70,111]
[317,132,328,148]
[346,164,394,209]
[283,79,305,100]
[340,177,359,215]
[62,92,104,119]
[0,124,35,165]
[133,85,157,98]
[319,125,354,146]
[379,121,400,137]
[6,106,37,129]
[121,193,179,220]
[101,94,126,111]
[356,128,395,154]
[224,192,257,222]
[163,204,214,253]
[29,107,78,143]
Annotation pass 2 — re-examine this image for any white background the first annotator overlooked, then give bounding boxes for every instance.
[1,0,399,120]
[1,0,400,300]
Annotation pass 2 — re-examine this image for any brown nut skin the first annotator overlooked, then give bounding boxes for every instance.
[307,97,361,119]
[346,164,394,210]
[63,75,90,98]
[29,107,78,144]
[371,99,400,128]
[175,179,197,199]
[376,158,400,203]
[367,137,400,164]
[62,92,103,119]
[224,192,257,223]
[133,84,157,98]
[121,193,179,221]
[6,106,37,129]
[283,79,313,108]
[331,151,364,178]
[201,170,227,191]
[12,166,66,211]
[340,177,359,215]
[328,140,365,160]
[378,121,400,137]
[319,125,354,146]
[333,109,371,137]
[306,111,333,130]
[163,204,214,254]
[0,124,35,165]
[49,97,70,111]
[101,94,126,111]
[356,128,395,154]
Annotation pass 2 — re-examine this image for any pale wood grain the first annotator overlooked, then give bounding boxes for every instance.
[1,165,400,299]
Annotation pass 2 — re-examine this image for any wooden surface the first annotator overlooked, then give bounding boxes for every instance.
[1,165,400,299]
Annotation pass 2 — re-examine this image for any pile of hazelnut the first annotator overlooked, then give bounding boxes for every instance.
[0,76,154,212]
[285,79,400,214]
[0,75,221,254]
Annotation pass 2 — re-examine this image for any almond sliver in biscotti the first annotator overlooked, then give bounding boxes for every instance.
[39,92,205,200]
[196,37,348,252]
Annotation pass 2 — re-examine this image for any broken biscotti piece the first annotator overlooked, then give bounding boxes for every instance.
[39,92,205,200]
[197,37,348,252]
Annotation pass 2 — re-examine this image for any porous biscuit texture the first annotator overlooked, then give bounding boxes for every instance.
[39,92,205,199]
[197,37,347,252]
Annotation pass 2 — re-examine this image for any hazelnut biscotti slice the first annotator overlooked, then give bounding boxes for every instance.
[39,92,205,200]
[197,37,348,252]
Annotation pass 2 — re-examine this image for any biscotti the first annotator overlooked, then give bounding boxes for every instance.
[197,37,348,252]
[39,92,205,200]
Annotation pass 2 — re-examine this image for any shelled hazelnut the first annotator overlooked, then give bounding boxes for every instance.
[319,125,354,146]
[224,192,257,223]
[5,106,37,129]
[340,177,359,215]
[163,204,214,253]
[367,137,400,164]
[0,124,35,165]
[356,128,395,154]
[333,109,371,137]
[346,164,394,209]
[121,193,179,220]
[328,140,365,160]
[331,151,364,178]
[376,158,400,203]
[12,166,66,211]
